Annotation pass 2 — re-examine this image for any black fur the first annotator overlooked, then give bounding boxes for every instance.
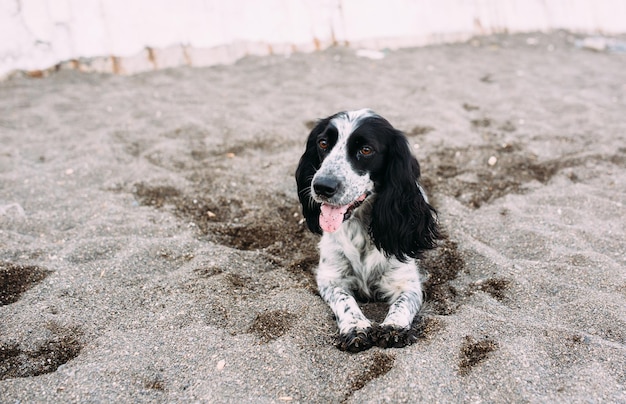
[369,128,440,262]
[295,117,332,235]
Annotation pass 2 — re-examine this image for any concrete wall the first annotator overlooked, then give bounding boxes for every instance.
[2,0,625,78]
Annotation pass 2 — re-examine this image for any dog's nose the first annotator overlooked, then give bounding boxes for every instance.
[313,177,340,198]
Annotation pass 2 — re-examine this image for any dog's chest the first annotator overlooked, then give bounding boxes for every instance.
[323,218,389,287]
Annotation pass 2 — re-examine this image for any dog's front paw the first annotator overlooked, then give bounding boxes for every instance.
[337,327,375,352]
[373,324,419,348]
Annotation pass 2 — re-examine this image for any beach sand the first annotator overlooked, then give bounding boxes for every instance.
[1,32,625,402]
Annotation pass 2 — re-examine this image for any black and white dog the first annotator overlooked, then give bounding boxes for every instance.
[295,109,441,352]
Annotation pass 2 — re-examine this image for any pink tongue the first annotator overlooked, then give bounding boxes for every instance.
[319,204,350,233]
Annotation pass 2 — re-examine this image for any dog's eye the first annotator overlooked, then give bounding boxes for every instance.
[318,139,329,150]
[359,146,374,156]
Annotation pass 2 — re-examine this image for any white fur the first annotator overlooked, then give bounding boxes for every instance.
[316,200,423,335]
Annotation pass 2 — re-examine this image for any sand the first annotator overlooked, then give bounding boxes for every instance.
[1,31,625,402]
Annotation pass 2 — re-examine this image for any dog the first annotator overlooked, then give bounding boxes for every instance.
[295,109,441,352]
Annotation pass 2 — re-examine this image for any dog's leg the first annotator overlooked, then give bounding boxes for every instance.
[375,261,423,348]
[317,261,374,352]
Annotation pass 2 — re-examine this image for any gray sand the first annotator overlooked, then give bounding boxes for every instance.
[1,32,625,402]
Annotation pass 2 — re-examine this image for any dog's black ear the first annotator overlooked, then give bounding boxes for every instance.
[295,119,331,234]
[370,131,441,261]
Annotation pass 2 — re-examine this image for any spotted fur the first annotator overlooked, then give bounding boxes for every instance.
[295,110,441,352]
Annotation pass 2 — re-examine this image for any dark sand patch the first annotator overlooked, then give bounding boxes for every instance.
[458,336,498,376]
[469,278,511,301]
[422,238,465,315]
[248,309,297,343]
[344,351,395,401]
[422,141,626,209]
[0,324,82,380]
[0,263,51,306]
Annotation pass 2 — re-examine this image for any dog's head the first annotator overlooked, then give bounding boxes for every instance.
[295,109,440,261]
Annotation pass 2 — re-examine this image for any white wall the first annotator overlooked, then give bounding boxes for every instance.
[1,0,625,78]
